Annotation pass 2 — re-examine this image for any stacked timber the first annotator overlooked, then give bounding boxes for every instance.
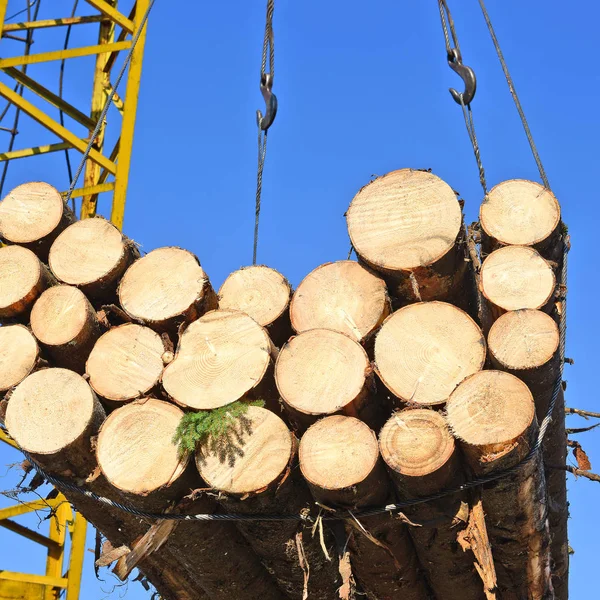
[0,174,570,600]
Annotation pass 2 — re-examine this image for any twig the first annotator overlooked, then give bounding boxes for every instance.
[567,423,600,434]
[566,407,600,419]
[548,464,600,483]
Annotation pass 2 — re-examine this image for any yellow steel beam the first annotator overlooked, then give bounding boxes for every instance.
[0,40,131,68]
[0,498,65,521]
[111,0,150,230]
[0,81,117,173]
[0,580,45,599]
[103,84,124,114]
[103,5,136,74]
[44,503,69,600]
[0,142,71,161]
[65,512,87,599]
[2,66,96,130]
[3,15,106,33]
[85,0,135,34]
[0,519,61,551]
[0,572,68,589]
[0,1,8,31]
[62,182,114,199]
[0,427,18,449]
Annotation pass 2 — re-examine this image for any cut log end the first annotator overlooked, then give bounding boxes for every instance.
[49,217,137,298]
[290,260,390,343]
[374,301,486,406]
[299,415,384,507]
[276,328,368,418]
[86,323,165,402]
[0,245,49,320]
[196,406,293,494]
[0,325,38,392]
[97,398,188,496]
[218,265,291,328]
[5,368,98,455]
[162,310,274,410]
[447,370,535,453]
[488,309,559,371]
[119,247,216,329]
[379,409,455,480]
[480,179,560,248]
[0,182,66,246]
[480,246,555,313]
[346,169,462,271]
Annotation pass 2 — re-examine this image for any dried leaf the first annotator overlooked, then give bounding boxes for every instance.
[574,444,592,471]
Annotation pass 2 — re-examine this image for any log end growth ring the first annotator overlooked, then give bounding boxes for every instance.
[480,179,560,247]
[374,302,486,406]
[196,406,293,494]
[218,265,291,328]
[299,416,379,491]
[49,218,128,286]
[162,310,273,410]
[0,246,43,317]
[0,182,64,244]
[86,324,165,402]
[346,169,461,271]
[488,309,559,371]
[290,260,389,342]
[6,368,96,455]
[0,325,38,392]
[275,328,368,416]
[97,398,188,495]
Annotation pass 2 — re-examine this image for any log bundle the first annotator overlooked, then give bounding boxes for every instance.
[0,175,571,600]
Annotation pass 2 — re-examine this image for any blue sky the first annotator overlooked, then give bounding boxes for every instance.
[0,0,598,598]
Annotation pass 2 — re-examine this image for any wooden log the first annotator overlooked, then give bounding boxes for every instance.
[299,415,428,600]
[374,301,486,407]
[97,397,284,600]
[276,328,385,432]
[30,285,102,373]
[197,406,341,599]
[480,246,556,323]
[4,369,210,599]
[218,265,293,347]
[289,260,391,347]
[0,245,54,321]
[446,371,553,600]
[162,309,277,410]
[346,169,469,306]
[480,180,561,261]
[86,323,166,405]
[118,247,218,333]
[49,217,139,302]
[487,309,560,421]
[0,181,75,260]
[379,409,486,600]
[0,325,40,395]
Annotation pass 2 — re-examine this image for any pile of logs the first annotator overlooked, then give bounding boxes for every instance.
[0,171,568,600]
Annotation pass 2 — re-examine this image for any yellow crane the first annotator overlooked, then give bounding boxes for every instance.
[0,1,150,597]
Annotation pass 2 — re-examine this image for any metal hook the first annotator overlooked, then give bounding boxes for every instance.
[256,73,278,131]
[447,48,477,106]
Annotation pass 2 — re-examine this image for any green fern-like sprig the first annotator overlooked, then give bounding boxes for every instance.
[173,399,265,460]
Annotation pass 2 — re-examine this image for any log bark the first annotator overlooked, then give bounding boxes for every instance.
[86,323,166,405]
[276,329,387,433]
[346,169,471,307]
[30,285,103,373]
[300,415,428,600]
[162,309,278,410]
[447,370,553,600]
[49,216,139,302]
[289,260,390,349]
[374,301,486,407]
[0,325,40,394]
[0,181,75,260]
[379,408,486,600]
[197,406,341,599]
[97,398,284,599]
[218,265,293,347]
[480,180,561,262]
[480,246,556,322]
[0,245,55,321]
[118,246,218,333]
[487,309,561,422]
